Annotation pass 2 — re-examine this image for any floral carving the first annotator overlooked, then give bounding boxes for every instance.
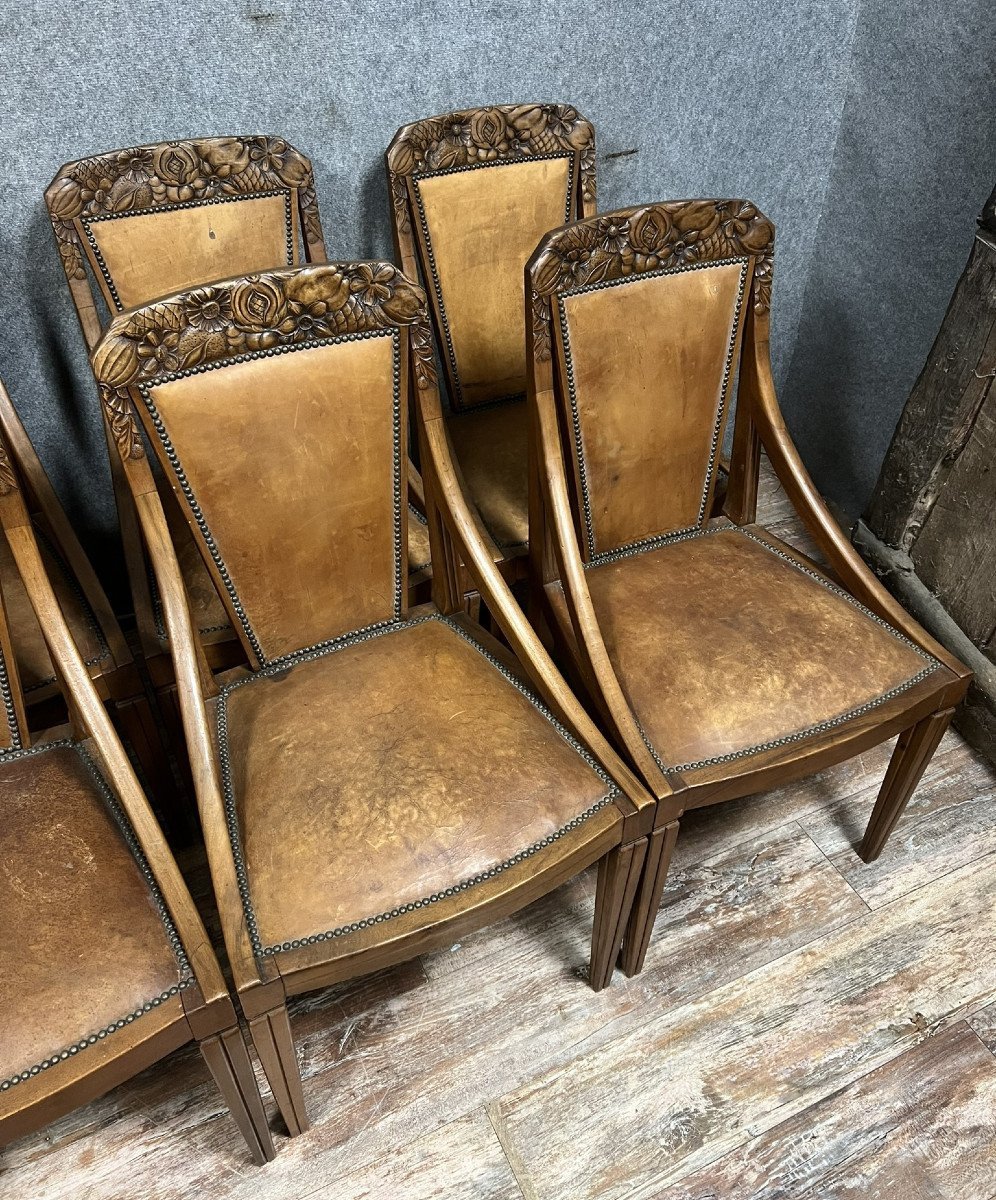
[387,104,596,234]
[46,136,325,288]
[91,264,431,456]
[0,441,17,496]
[529,199,775,359]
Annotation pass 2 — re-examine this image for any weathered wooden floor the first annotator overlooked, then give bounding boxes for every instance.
[3,464,995,1200]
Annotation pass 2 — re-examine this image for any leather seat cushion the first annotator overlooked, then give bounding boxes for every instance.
[446,398,528,550]
[580,524,938,773]
[0,743,188,1089]
[219,615,616,954]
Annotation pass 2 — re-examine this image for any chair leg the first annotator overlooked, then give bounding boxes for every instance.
[860,707,954,863]
[248,1005,310,1137]
[200,1025,276,1164]
[590,837,648,992]
[620,821,680,978]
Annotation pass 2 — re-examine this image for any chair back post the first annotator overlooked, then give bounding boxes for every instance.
[0,443,31,751]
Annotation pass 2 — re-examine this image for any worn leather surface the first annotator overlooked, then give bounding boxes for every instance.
[446,397,528,548]
[86,194,294,310]
[0,527,108,693]
[417,158,570,408]
[0,743,185,1084]
[148,336,400,662]
[222,616,613,949]
[559,263,748,556]
[579,525,935,770]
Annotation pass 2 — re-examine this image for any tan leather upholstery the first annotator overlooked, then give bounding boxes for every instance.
[564,524,937,772]
[407,507,432,574]
[145,335,401,663]
[446,398,528,548]
[416,158,571,408]
[559,262,749,558]
[0,529,109,694]
[220,616,615,952]
[0,743,187,1086]
[83,194,295,311]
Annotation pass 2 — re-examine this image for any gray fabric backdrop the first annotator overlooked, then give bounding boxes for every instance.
[0,0,993,600]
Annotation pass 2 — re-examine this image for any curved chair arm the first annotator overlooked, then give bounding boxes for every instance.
[527,382,677,799]
[0,481,230,1009]
[741,309,970,687]
[131,487,269,997]
[0,381,132,669]
[416,383,660,833]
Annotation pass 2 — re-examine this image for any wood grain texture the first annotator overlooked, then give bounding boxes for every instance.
[492,850,996,1199]
[666,1021,996,1200]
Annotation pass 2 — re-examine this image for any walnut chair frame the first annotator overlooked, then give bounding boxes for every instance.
[387,104,596,588]
[90,261,656,1136]
[0,431,272,1163]
[526,200,972,976]
[0,380,181,829]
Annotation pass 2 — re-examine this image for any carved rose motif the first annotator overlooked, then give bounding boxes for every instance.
[92,264,431,450]
[47,136,324,296]
[389,104,595,183]
[529,200,776,359]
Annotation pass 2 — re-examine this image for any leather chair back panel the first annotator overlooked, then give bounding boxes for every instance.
[416,157,572,409]
[81,193,297,311]
[143,334,402,663]
[557,260,750,559]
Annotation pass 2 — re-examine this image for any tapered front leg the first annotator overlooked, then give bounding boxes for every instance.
[860,708,954,863]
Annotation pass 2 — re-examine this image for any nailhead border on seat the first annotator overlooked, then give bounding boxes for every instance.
[0,741,193,1092]
[579,523,941,775]
[215,612,620,960]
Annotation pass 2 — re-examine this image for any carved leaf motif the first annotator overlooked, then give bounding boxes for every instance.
[45,135,325,287]
[99,385,145,461]
[92,264,429,400]
[389,103,596,178]
[528,199,775,359]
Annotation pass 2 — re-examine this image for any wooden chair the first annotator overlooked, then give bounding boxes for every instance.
[89,261,656,1134]
[0,381,180,831]
[387,104,596,586]
[526,199,972,976]
[45,136,432,633]
[0,429,273,1163]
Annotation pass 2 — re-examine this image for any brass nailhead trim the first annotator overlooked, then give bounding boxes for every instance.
[601,524,941,775]
[412,155,574,412]
[557,257,749,565]
[138,328,404,666]
[82,190,295,312]
[0,741,193,1091]
[215,612,619,961]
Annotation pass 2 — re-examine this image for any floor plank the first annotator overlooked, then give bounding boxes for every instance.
[664,1021,996,1200]
[490,851,996,1200]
